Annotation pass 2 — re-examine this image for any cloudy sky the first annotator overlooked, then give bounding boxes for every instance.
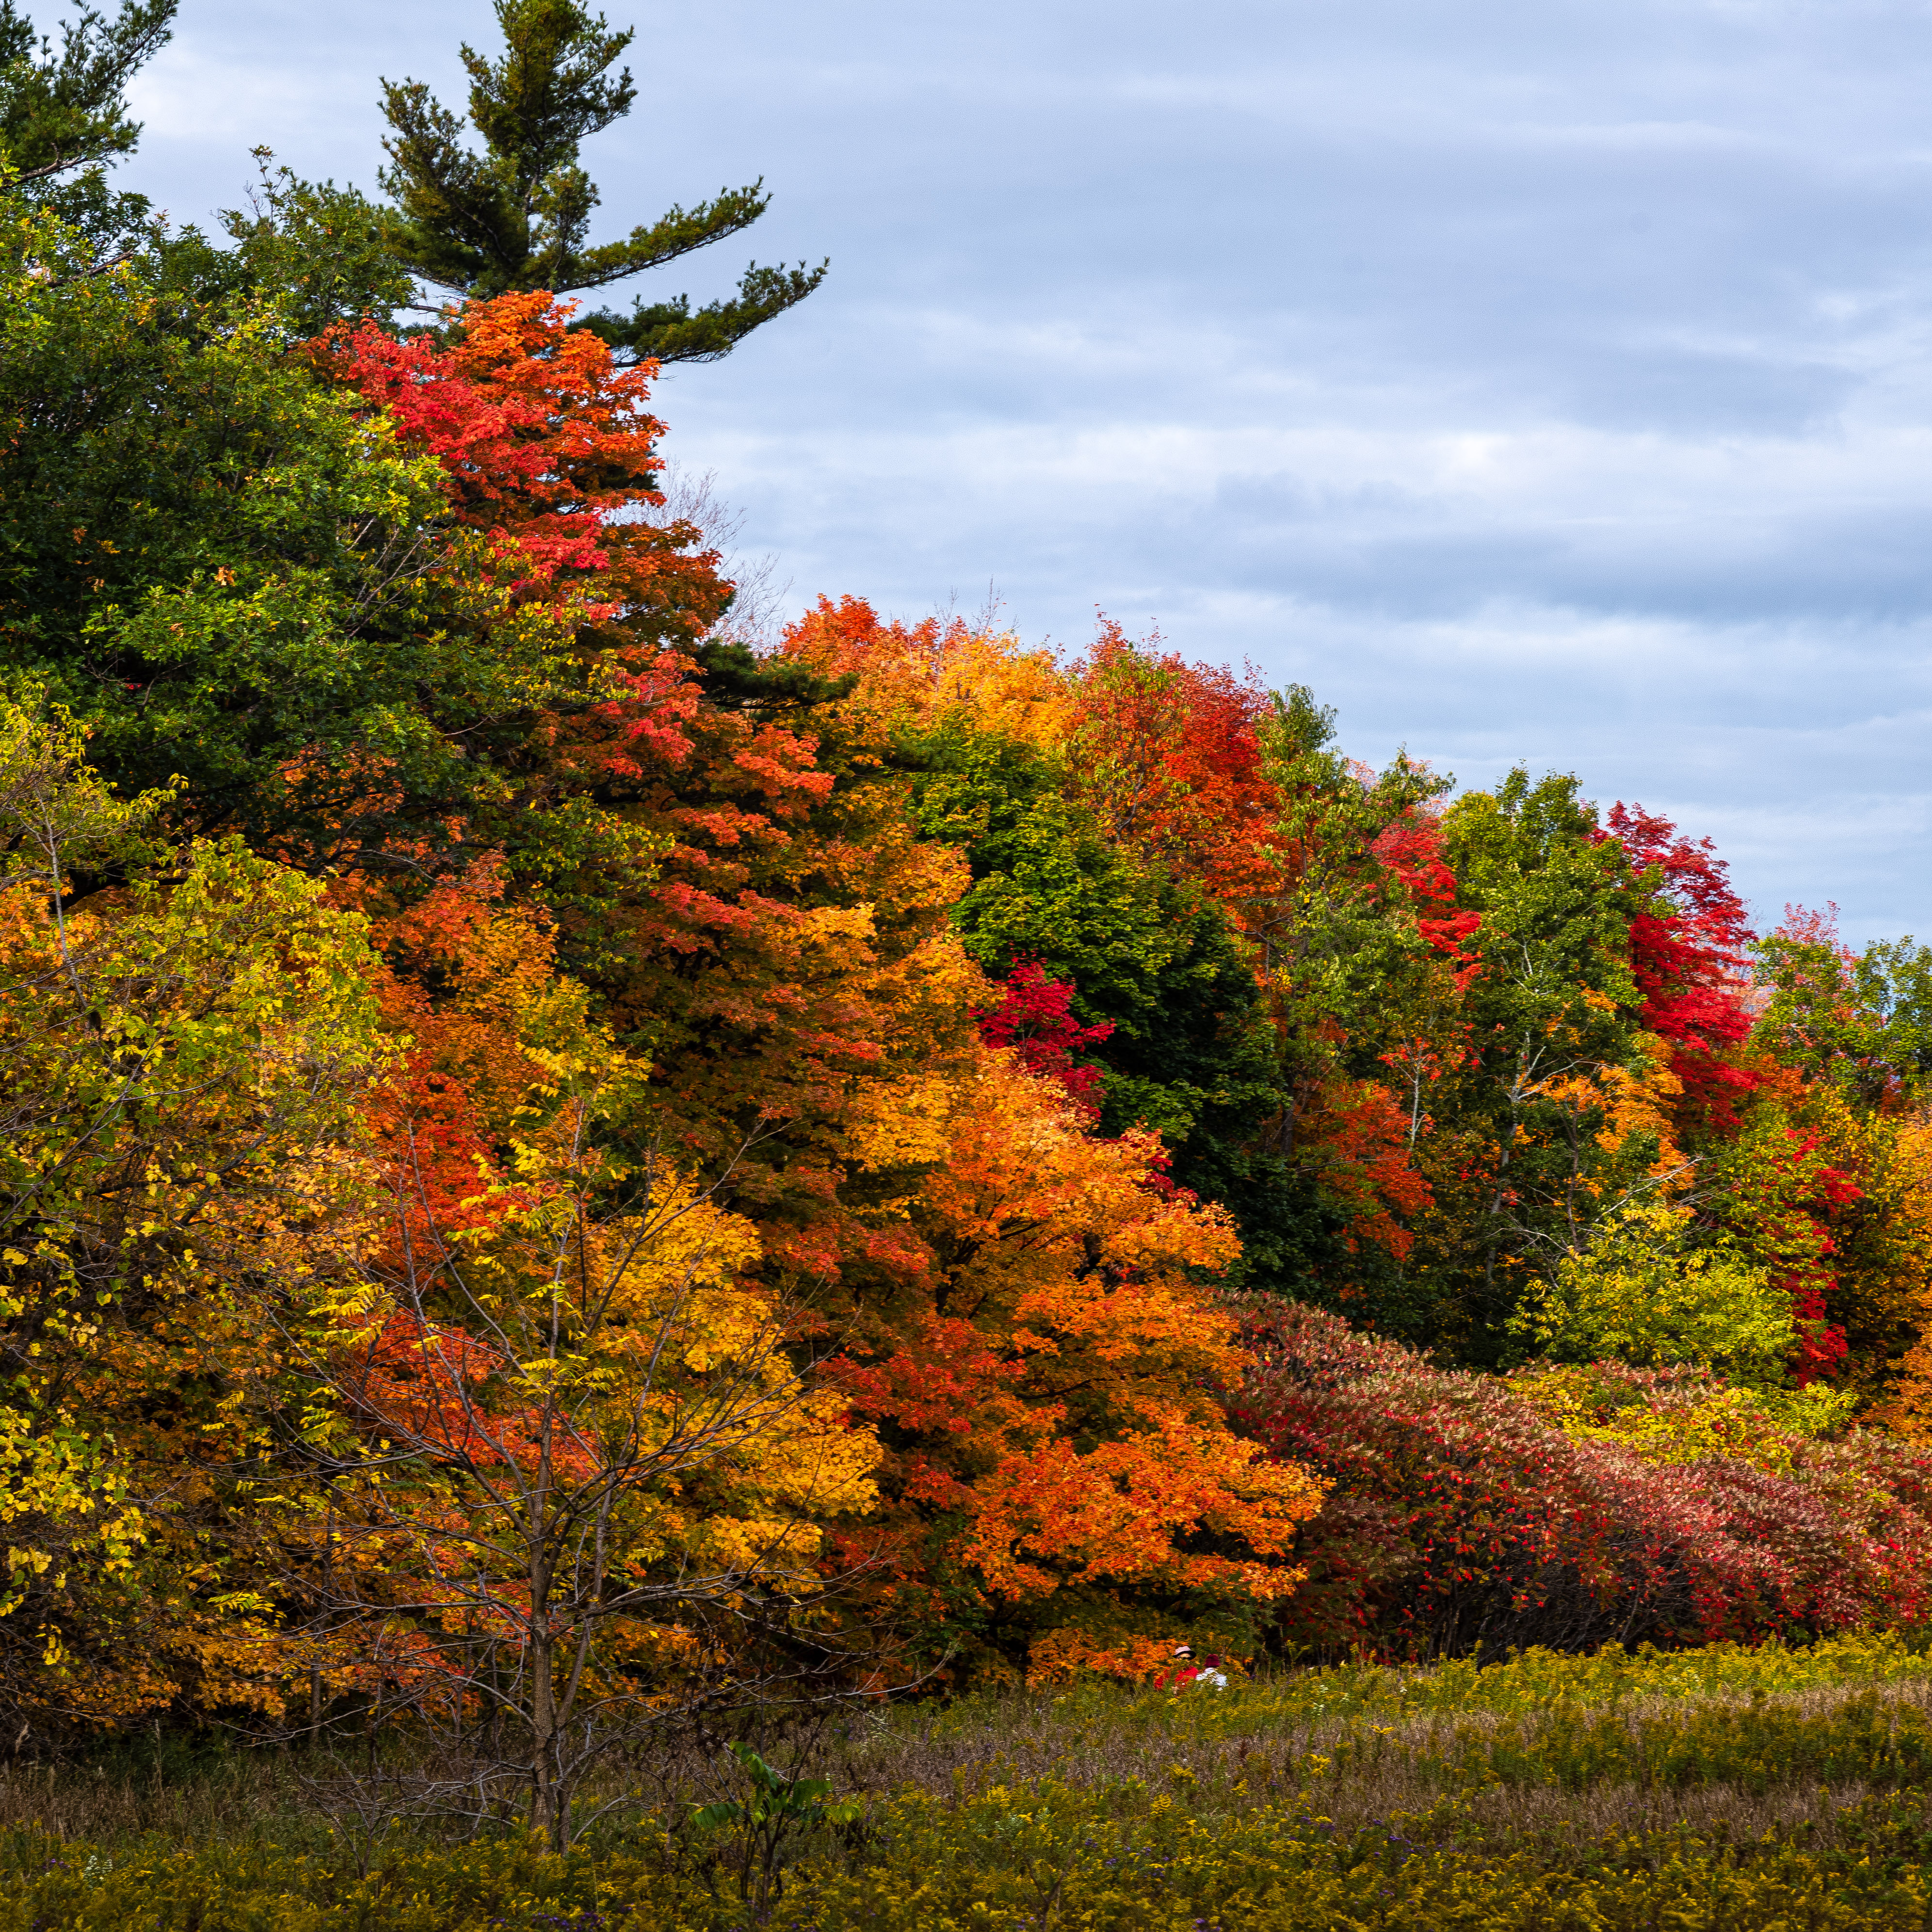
[64,0,1932,942]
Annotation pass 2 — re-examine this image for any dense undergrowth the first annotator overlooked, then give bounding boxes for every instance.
[13,1636,1932,1928]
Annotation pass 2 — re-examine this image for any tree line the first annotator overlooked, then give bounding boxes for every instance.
[6,0,1932,1849]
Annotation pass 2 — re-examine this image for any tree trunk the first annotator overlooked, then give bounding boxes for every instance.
[528,1621,562,1849]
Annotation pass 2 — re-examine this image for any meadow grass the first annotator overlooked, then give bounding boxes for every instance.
[11,1636,1932,1926]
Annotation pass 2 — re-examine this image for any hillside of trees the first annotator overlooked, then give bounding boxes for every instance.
[9,1,1932,1901]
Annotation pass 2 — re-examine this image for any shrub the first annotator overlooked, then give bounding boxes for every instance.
[13,1783,1932,1930]
[1230,1299,1932,1658]
[1511,1197,1794,1381]
[0,1835,706,1932]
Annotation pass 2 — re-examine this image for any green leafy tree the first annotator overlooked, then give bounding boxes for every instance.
[1238,692,1468,1330]
[206,149,417,336]
[1510,1199,1793,1385]
[1248,688,1458,1109]
[375,0,825,362]
[1417,769,1652,1360]
[0,207,544,851]
[907,716,1310,1283]
[1754,908,1932,1112]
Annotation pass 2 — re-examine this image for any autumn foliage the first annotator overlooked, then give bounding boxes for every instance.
[1605,802,1760,1131]
[11,235,1932,1815]
[1237,1302,1932,1659]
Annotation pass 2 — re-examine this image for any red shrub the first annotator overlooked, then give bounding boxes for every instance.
[1228,1299,1932,1659]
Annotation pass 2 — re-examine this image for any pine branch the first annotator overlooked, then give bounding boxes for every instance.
[584,259,830,366]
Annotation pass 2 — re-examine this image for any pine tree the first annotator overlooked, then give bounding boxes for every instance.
[0,0,176,253]
[376,0,824,363]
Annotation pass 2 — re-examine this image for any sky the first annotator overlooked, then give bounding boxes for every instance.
[57,0,1932,944]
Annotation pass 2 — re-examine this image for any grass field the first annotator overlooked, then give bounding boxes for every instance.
[13,1637,1932,1927]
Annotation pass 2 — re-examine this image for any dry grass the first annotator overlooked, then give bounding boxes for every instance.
[787,1658,1932,1863]
[9,1640,1932,1866]
[0,1746,315,1848]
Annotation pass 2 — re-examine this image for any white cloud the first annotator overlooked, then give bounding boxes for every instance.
[67,0,1932,942]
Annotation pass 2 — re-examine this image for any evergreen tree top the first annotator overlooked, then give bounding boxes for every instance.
[0,0,176,251]
[377,0,825,364]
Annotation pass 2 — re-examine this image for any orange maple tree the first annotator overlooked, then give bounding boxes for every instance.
[827,1039,1327,1677]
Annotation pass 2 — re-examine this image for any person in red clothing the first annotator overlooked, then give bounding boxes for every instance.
[1158,1644,1232,1691]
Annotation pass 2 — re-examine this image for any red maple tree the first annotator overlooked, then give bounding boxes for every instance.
[1607,802,1760,1132]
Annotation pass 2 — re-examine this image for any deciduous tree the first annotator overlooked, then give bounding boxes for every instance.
[0,702,387,1737]
[301,881,879,1844]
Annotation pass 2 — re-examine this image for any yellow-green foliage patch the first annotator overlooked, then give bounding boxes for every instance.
[12,1794,1932,1932]
[14,1637,1932,1929]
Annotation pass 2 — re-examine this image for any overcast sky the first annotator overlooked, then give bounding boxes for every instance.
[61,0,1932,943]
